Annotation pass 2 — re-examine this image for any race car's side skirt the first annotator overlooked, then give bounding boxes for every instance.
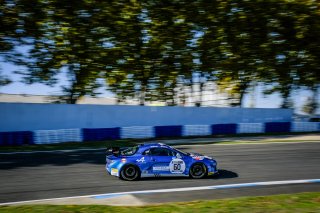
[141,173,188,178]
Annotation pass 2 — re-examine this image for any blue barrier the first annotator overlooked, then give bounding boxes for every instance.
[1,122,319,146]
[82,128,120,141]
[154,125,183,138]
[211,124,237,135]
[121,126,154,139]
[0,131,34,146]
[265,122,291,133]
[183,125,211,136]
[34,129,82,144]
[291,122,319,132]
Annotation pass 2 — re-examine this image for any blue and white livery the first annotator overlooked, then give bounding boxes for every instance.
[106,143,218,181]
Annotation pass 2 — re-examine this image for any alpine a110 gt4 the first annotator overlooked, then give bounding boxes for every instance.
[106,143,218,181]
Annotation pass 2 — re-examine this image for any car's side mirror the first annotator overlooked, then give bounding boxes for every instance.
[143,149,151,155]
[176,153,183,158]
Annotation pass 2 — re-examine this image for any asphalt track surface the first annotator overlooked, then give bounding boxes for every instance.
[1,142,320,204]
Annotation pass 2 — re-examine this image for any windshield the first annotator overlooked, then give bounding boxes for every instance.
[120,146,138,156]
[173,147,189,156]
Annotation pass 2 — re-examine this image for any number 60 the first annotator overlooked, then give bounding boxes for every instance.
[174,164,181,170]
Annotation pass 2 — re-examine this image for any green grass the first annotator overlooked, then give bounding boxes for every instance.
[0,192,319,213]
[0,132,318,153]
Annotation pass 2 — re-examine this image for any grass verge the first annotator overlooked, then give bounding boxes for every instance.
[0,192,319,213]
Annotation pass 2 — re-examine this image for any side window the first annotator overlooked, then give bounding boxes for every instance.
[150,148,174,156]
[142,149,151,155]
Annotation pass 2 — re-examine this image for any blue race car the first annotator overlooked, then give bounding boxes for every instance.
[106,143,218,181]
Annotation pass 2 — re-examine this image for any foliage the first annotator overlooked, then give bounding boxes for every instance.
[0,71,11,86]
[302,96,318,115]
[0,0,319,108]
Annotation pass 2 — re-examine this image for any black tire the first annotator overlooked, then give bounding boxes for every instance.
[120,164,140,181]
[189,163,207,179]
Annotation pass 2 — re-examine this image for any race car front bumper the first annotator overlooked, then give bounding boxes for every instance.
[207,163,218,176]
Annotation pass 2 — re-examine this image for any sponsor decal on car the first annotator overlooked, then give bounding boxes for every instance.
[136,157,145,163]
[169,159,186,174]
[193,156,205,160]
[153,166,170,171]
[111,168,118,176]
[190,153,208,160]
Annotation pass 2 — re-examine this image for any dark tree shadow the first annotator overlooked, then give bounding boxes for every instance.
[0,149,106,170]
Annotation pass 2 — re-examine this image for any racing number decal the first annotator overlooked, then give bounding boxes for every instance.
[174,164,181,170]
[169,158,186,174]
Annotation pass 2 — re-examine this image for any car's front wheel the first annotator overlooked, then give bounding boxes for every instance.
[120,165,140,181]
[189,163,207,179]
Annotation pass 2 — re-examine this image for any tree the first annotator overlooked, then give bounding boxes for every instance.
[1,0,320,109]
[261,0,320,109]
[0,0,41,88]
[16,0,136,103]
[0,71,11,86]
[196,0,271,107]
[302,96,318,115]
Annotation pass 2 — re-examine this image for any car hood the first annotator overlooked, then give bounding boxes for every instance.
[188,152,213,160]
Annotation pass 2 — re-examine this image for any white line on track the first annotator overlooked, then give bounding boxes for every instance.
[1,179,319,206]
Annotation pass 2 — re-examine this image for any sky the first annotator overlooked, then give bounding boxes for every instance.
[0,61,314,114]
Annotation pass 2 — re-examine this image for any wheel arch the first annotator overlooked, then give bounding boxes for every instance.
[121,162,140,170]
[189,161,208,169]
[189,162,208,176]
[120,163,141,176]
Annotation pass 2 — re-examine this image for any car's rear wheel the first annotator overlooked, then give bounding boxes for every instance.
[120,165,140,181]
[189,163,207,179]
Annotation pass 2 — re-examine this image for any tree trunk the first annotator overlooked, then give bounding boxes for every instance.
[238,89,246,108]
[232,81,249,107]
[198,82,204,107]
[139,83,146,106]
[139,89,145,106]
[309,84,319,115]
[281,96,292,108]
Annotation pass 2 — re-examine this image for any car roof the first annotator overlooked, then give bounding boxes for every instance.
[138,143,171,149]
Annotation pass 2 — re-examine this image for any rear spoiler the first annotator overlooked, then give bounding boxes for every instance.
[106,147,128,157]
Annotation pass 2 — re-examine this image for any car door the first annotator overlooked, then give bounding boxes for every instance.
[148,147,174,175]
